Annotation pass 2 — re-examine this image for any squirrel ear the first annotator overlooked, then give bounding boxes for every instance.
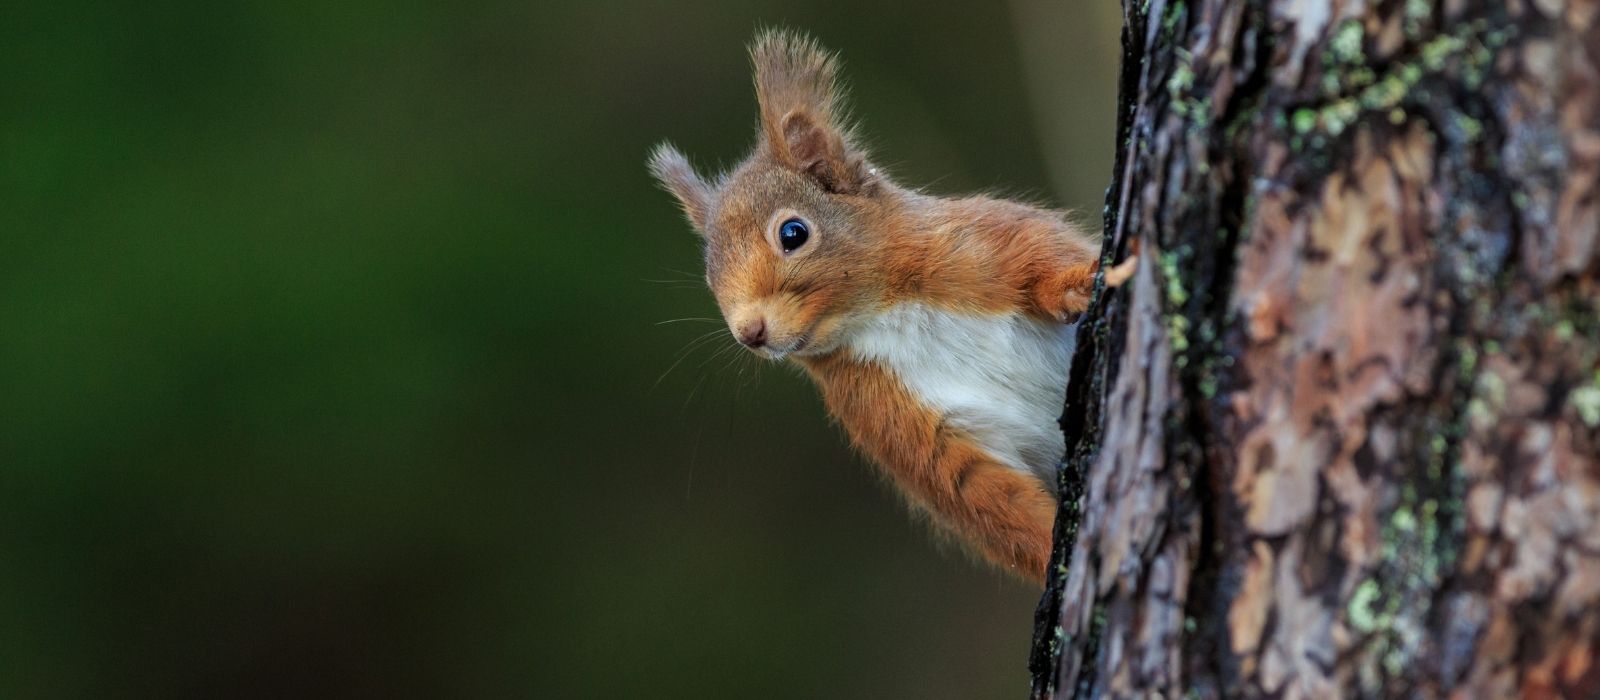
[648,143,712,231]
[779,109,866,194]
[751,30,870,194]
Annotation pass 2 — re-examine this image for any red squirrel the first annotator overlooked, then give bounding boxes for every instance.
[649,30,1105,585]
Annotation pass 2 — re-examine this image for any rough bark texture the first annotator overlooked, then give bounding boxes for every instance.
[1030,0,1600,696]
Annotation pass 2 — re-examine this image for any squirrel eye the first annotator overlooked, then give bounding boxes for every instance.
[778,218,809,253]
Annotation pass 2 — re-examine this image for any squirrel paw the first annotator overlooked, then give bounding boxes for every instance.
[1050,292,1090,323]
[1037,261,1095,323]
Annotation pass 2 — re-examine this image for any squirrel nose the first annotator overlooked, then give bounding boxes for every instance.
[736,319,768,348]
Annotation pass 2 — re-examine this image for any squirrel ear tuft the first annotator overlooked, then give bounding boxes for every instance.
[751,29,870,194]
[648,143,712,231]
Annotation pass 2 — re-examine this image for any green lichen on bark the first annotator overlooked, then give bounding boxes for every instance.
[1286,19,1512,155]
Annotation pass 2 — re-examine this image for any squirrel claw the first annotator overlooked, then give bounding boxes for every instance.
[1103,253,1139,288]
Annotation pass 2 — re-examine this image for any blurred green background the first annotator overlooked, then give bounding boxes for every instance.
[2,1,1117,697]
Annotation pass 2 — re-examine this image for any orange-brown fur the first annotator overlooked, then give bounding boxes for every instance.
[798,352,1060,580]
[648,30,1099,584]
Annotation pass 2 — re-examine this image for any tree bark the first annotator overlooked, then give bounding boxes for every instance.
[1030,0,1600,696]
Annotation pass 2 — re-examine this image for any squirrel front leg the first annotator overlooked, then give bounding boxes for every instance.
[1030,239,1142,321]
[919,433,1058,583]
[989,218,1101,322]
[804,355,1057,584]
[1032,258,1099,322]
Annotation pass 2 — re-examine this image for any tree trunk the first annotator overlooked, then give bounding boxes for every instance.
[1029,0,1600,696]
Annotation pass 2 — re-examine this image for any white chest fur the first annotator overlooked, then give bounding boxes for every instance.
[845,303,1077,482]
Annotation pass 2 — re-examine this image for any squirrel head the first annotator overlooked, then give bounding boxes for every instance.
[650,30,897,360]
